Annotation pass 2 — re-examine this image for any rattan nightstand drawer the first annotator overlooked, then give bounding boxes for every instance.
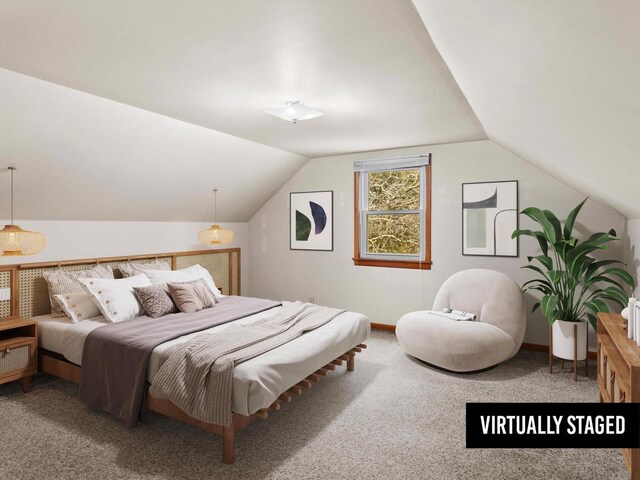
[0,337,36,376]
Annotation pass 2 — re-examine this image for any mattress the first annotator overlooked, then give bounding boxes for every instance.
[36,307,370,416]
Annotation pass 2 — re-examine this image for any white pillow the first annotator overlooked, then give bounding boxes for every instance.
[78,274,152,323]
[141,265,223,300]
[55,293,102,323]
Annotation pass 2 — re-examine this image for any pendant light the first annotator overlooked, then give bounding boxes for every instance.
[0,167,46,256]
[198,189,233,245]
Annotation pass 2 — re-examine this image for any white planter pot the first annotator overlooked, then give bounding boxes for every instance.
[552,319,587,361]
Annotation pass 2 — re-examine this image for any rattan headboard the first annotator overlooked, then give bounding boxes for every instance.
[0,248,240,320]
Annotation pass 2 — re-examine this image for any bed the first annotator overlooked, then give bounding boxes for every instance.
[0,249,370,464]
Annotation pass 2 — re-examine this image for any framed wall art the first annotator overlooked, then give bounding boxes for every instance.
[290,190,333,251]
[462,180,518,257]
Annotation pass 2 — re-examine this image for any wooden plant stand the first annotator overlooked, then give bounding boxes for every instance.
[39,343,367,464]
[548,324,588,381]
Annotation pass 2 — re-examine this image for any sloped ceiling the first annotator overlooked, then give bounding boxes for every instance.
[0,67,306,222]
[0,0,484,159]
[412,0,640,218]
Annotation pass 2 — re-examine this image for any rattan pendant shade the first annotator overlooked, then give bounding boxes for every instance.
[0,167,46,256]
[199,189,233,246]
[0,224,46,256]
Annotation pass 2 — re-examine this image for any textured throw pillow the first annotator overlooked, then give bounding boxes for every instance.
[167,279,216,313]
[78,274,152,323]
[43,265,113,318]
[133,284,177,318]
[55,292,102,323]
[118,259,171,278]
[143,264,223,301]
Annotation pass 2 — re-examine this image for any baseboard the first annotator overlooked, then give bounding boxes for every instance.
[371,322,396,332]
[521,342,597,359]
[372,325,597,359]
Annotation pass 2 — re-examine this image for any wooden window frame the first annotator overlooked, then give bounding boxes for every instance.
[353,162,432,270]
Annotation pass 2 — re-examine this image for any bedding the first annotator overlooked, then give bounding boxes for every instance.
[80,296,281,427]
[43,264,113,317]
[118,259,171,277]
[35,308,370,417]
[150,302,345,426]
[78,274,152,323]
[142,265,223,301]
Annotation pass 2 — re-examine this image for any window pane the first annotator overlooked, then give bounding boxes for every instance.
[368,169,420,211]
[367,214,420,255]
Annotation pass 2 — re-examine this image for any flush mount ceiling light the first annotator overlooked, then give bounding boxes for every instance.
[264,100,324,124]
[198,189,234,246]
[0,167,46,256]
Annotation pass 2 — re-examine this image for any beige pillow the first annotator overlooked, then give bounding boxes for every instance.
[167,280,216,314]
[118,259,171,278]
[43,265,113,317]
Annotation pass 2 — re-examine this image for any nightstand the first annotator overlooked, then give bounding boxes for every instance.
[0,318,37,393]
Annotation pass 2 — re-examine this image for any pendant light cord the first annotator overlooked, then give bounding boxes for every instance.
[213,188,218,225]
[8,167,16,225]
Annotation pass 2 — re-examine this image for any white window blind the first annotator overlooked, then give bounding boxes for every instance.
[354,154,430,173]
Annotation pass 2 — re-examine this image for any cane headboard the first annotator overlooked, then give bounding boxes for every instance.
[0,248,240,320]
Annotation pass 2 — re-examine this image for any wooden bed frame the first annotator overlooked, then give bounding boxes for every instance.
[0,248,368,464]
[39,344,366,464]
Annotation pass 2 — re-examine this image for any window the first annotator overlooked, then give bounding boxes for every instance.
[353,155,431,269]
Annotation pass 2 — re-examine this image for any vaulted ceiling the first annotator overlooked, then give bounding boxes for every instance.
[0,0,636,222]
[0,0,483,158]
[412,0,640,219]
[0,0,484,222]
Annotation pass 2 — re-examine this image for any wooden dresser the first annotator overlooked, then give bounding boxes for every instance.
[597,312,640,479]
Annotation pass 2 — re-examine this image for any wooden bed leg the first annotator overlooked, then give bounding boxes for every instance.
[222,425,236,464]
[347,353,355,372]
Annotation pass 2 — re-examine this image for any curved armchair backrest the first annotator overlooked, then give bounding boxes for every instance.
[433,269,526,344]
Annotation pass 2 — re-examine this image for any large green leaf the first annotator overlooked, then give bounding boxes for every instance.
[548,270,565,285]
[584,299,609,314]
[512,229,548,256]
[541,294,559,321]
[585,313,597,331]
[583,231,618,248]
[527,255,553,270]
[584,259,623,282]
[586,275,626,292]
[597,268,635,288]
[521,264,552,281]
[521,207,557,243]
[543,210,562,244]
[531,302,541,313]
[563,197,588,240]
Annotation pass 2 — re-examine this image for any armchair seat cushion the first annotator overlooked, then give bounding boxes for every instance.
[396,311,516,372]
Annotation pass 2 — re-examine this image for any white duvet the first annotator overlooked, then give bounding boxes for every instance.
[36,307,370,416]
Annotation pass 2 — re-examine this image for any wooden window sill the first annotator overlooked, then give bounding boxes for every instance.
[353,258,432,270]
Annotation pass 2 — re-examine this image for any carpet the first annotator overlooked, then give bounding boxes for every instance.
[0,331,627,479]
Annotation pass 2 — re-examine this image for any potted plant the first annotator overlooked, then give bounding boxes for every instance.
[512,198,635,362]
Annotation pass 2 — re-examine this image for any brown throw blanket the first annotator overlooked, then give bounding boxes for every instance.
[149,302,345,426]
[79,296,281,427]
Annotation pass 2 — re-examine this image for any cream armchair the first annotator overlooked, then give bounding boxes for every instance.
[396,269,526,372]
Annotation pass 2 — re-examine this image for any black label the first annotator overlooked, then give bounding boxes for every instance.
[466,403,640,448]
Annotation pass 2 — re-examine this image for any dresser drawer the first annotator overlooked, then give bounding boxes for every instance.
[0,337,36,379]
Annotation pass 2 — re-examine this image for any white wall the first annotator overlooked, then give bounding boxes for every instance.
[627,219,640,297]
[248,140,626,346]
[0,220,249,295]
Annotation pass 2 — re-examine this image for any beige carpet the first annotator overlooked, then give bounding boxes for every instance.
[0,331,627,480]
